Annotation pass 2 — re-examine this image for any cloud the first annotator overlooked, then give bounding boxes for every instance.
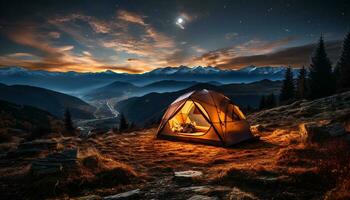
[117,10,146,25]
[0,22,114,72]
[191,37,297,66]
[215,40,342,69]
[191,45,206,53]
[102,9,179,68]
[48,31,61,39]
[225,32,239,40]
[50,14,111,34]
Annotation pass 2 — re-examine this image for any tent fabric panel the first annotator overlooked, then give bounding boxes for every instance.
[171,91,194,105]
[191,90,217,106]
[224,121,253,146]
[233,105,246,120]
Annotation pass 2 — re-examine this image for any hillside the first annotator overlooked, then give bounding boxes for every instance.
[0,99,57,131]
[0,91,349,199]
[116,80,282,126]
[0,84,95,119]
[248,91,350,130]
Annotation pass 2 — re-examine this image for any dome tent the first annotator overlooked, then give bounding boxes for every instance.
[156,89,253,146]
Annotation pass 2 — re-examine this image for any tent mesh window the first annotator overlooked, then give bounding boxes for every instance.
[168,100,211,135]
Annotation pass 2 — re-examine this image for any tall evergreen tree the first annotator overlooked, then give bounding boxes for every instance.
[118,113,129,132]
[266,93,276,108]
[309,36,335,99]
[335,32,350,91]
[280,67,295,102]
[296,66,308,99]
[259,95,266,110]
[64,108,74,132]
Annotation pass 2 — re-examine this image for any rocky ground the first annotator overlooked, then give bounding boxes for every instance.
[0,92,350,200]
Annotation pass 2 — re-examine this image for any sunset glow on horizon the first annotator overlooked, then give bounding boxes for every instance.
[0,0,349,73]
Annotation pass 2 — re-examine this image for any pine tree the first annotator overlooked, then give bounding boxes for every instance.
[296,66,308,99]
[280,67,295,102]
[64,108,74,132]
[118,113,129,132]
[335,32,350,91]
[266,93,276,108]
[259,95,266,110]
[309,36,335,99]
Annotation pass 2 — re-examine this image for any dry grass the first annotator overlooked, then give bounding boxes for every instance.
[1,126,349,199]
[20,146,140,199]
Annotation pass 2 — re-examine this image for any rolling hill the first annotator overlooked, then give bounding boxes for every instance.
[0,83,95,119]
[0,99,57,131]
[83,80,219,101]
[116,79,282,126]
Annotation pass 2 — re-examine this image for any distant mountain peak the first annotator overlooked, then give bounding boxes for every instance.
[147,65,223,75]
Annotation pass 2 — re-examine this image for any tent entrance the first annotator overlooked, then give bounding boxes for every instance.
[168,100,211,135]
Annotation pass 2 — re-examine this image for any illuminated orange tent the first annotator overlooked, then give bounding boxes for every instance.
[156,89,253,146]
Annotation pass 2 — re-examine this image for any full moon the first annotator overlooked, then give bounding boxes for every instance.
[177,18,183,24]
[176,17,185,29]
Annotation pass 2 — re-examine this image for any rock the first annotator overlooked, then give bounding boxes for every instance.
[299,122,330,144]
[30,149,78,177]
[327,122,346,137]
[175,170,203,177]
[180,185,231,195]
[174,170,203,185]
[250,124,269,133]
[299,121,347,144]
[187,195,219,200]
[76,195,102,200]
[228,187,258,200]
[6,139,58,158]
[103,189,140,200]
[18,139,58,151]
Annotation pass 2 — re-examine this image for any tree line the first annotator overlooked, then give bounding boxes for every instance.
[260,32,350,109]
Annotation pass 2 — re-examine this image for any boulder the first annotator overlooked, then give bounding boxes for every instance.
[7,139,58,158]
[103,189,140,200]
[180,185,231,195]
[175,170,203,177]
[187,195,219,200]
[327,122,346,137]
[250,124,269,133]
[18,139,57,150]
[299,122,347,144]
[174,170,203,186]
[299,122,330,144]
[227,187,258,200]
[30,149,78,177]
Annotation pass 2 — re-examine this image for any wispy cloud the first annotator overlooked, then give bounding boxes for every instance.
[191,37,297,67]
[117,10,146,26]
[215,40,342,69]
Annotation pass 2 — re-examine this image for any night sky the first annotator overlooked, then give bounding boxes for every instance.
[0,0,349,73]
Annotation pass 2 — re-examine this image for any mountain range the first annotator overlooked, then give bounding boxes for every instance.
[0,66,298,95]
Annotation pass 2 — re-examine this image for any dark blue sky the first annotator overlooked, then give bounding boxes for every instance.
[0,0,349,73]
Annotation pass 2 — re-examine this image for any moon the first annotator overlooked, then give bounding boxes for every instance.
[176,17,185,29]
